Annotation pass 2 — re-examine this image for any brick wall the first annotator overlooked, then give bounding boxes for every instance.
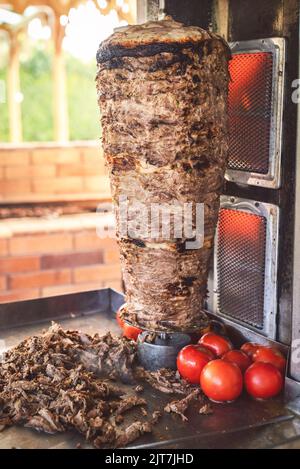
[0,214,122,303]
[0,142,110,202]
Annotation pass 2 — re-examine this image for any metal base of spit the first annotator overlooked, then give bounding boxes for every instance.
[118,303,207,371]
[137,330,191,371]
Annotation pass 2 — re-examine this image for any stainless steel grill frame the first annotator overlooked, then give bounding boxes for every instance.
[212,196,280,339]
[226,38,286,189]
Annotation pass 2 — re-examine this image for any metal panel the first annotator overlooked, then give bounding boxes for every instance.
[213,196,280,339]
[147,0,160,20]
[291,16,300,381]
[226,38,285,189]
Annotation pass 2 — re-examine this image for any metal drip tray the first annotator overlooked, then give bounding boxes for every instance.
[0,288,297,449]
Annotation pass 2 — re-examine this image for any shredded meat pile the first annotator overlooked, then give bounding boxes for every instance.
[164,389,209,421]
[0,323,212,447]
[135,367,195,395]
[0,323,155,448]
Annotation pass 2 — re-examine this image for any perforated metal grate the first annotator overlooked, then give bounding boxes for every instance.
[228,52,273,174]
[217,208,267,329]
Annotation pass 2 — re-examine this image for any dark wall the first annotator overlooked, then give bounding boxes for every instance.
[228,0,283,40]
[164,0,283,37]
[164,0,214,28]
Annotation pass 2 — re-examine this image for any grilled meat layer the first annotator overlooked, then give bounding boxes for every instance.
[96,18,230,331]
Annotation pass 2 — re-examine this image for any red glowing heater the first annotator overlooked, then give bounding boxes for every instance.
[226,39,285,188]
[228,52,273,174]
[206,39,285,340]
[210,196,279,339]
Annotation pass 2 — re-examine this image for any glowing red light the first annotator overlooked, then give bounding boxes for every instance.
[217,208,267,328]
[228,52,273,174]
[219,209,265,244]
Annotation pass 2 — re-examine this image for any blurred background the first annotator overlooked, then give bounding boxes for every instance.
[0,0,137,303]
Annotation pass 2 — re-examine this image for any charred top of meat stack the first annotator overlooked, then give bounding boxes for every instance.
[96,18,230,65]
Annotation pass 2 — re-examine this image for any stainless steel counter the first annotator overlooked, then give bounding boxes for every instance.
[0,288,299,449]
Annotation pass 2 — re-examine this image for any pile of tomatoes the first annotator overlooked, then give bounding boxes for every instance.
[177,333,286,402]
[116,306,286,403]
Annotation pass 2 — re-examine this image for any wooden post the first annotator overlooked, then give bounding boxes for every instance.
[53,13,69,142]
[127,0,137,23]
[8,31,22,143]
[214,0,229,40]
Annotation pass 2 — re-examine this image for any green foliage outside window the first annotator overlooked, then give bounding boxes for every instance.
[0,43,100,142]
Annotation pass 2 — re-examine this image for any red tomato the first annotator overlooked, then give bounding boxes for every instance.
[199,332,233,357]
[122,322,142,341]
[240,342,260,359]
[244,362,284,399]
[252,346,286,373]
[177,345,215,384]
[191,321,227,343]
[200,359,243,402]
[116,306,125,329]
[222,349,252,372]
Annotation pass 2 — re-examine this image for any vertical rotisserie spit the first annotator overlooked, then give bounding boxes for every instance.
[96,18,230,332]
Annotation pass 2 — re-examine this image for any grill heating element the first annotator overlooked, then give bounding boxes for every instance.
[228,52,273,174]
[217,208,266,329]
[212,196,280,338]
[226,38,285,188]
